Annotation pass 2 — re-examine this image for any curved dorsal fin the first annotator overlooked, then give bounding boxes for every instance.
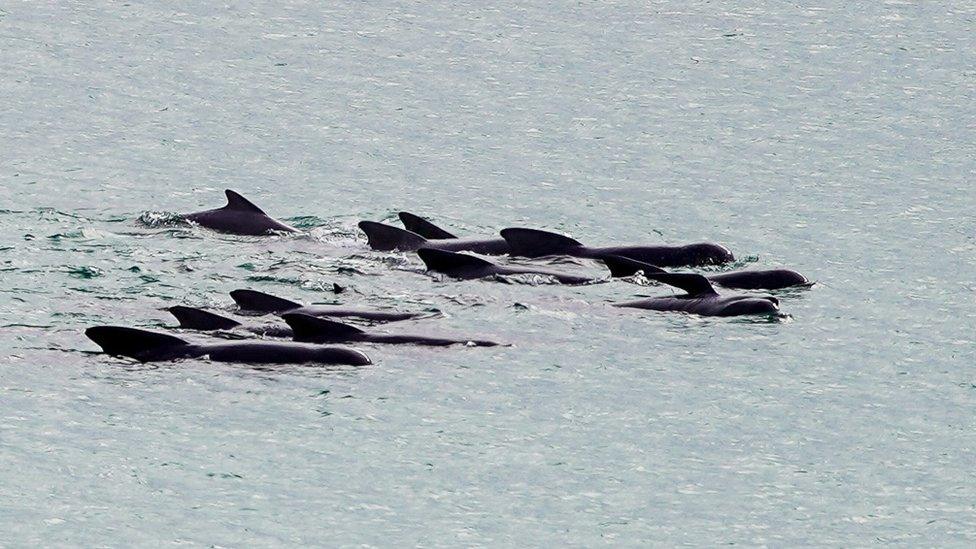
[416,247,494,273]
[358,221,428,251]
[500,228,583,257]
[167,306,241,330]
[398,212,457,239]
[230,289,301,313]
[85,326,187,360]
[282,313,365,342]
[601,255,667,278]
[644,272,717,297]
[222,190,267,214]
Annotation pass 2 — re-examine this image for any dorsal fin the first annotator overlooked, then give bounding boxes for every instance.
[222,190,267,214]
[644,272,717,297]
[167,306,241,330]
[85,326,187,360]
[282,313,365,342]
[230,289,301,313]
[398,212,457,239]
[601,255,667,278]
[416,247,495,273]
[500,228,584,257]
[358,221,428,251]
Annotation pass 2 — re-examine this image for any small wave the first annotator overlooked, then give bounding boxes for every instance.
[137,211,189,229]
[700,255,760,272]
[731,312,792,324]
[46,228,112,241]
[245,275,304,285]
[66,265,103,279]
[285,215,330,229]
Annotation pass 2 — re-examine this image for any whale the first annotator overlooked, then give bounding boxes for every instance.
[613,271,781,317]
[168,306,499,347]
[706,269,812,290]
[85,326,371,365]
[416,247,593,284]
[396,211,512,253]
[601,255,811,290]
[167,306,294,337]
[500,228,734,267]
[359,221,510,255]
[183,189,296,235]
[283,313,502,347]
[230,289,426,322]
[398,211,459,239]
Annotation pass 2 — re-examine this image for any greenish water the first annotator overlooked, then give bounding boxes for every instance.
[1,1,974,546]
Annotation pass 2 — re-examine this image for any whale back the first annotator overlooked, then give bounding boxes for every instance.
[643,272,717,297]
[221,189,267,214]
[168,306,242,331]
[708,269,810,290]
[416,247,497,278]
[500,228,584,257]
[601,255,668,278]
[398,212,457,239]
[86,326,191,361]
[230,289,301,314]
[282,313,366,343]
[359,221,429,251]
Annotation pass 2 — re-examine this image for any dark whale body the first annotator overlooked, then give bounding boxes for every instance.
[183,190,296,236]
[85,326,371,365]
[601,255,811,290]
[613,271,780,317]
[230,289,424,322]
[500,228,734,268]
[167,306,294,337]
[168,307,500,347]
[359,221,510,255]
[416,248,592,285]
[701,269,809,290]
[396,211,512,253]
[282,313,502,347]
[398,212,459,240]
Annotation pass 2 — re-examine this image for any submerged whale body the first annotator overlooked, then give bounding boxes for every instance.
[229,289,424,322]
[416,247,593,285]
[283,313,502,347]
[359,221,510,255]
[500,228,733,267]
[85,326,371,365]
[613,270,781,317]
[183,189,296,236]
[601,255,811,290]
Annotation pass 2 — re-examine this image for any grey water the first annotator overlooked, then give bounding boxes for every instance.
[1,1,974,546]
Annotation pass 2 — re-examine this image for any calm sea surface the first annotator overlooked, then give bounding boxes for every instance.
[1,1,974,546]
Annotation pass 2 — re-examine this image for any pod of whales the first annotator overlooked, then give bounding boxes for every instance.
[88,197,812,364]
[85,326,371,365]
[601,255,811,290]
[183,189,296,235]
